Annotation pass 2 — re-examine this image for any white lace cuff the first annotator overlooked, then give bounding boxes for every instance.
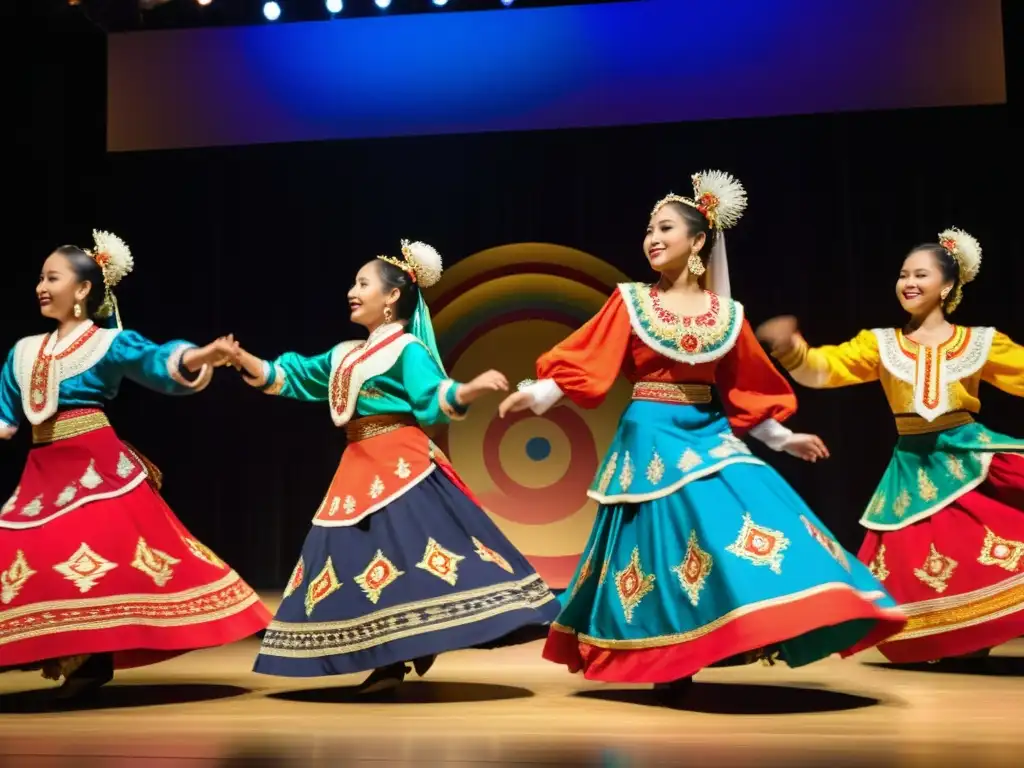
[517,378,564,416]
[748,418,793,452]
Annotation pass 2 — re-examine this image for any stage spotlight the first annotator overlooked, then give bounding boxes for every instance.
[196,0,212,5]
[374,0,391,8]
[432,0,449,6]
[501,0,514,5]
[325,0,342,11]
[263,1,280,20]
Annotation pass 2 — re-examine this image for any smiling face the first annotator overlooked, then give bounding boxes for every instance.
[347,261,400,329]
[643,202,706,274]
[36,251,93,322]
[896,248,955,316]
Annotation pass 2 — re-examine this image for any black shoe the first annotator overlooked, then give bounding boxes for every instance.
[54,653,114,701]
[412,655,436,678]
[357,663,410,695]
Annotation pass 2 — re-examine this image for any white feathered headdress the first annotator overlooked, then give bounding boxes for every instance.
[378,239,444,289]
[86,229,134,323]
[937,226,981,313]
[651,170,748,231]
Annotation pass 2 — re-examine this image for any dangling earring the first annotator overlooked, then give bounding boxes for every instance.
[73,303,82,319]
[687,249,705,277]
[383,306,393,324]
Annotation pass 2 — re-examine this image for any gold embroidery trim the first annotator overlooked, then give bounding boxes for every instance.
[892,580,1024,640]
[344,414,417,443]
[895,411,975,436]
[32,410,111,444]
[631,382,713,405]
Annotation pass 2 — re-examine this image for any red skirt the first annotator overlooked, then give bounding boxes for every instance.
[847,453,1024,663]
[0,410,272,670]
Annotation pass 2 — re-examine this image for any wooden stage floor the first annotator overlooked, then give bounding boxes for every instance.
[1,608,1021,767]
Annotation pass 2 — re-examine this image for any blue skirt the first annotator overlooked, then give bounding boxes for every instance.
[254,470,560,677]
[543,401,906,683]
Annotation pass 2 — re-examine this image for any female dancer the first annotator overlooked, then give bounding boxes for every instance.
[498,171,905,696]
[756,227,1024,664]
[0,232,272,699]
[233,240,559,693]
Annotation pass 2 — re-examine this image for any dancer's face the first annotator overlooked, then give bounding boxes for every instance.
[348,261,399,329]
[644,204,705,274]
[897,249,951,316]
[37,252,91,322]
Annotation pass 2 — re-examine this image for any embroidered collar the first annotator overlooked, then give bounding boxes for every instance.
[618,282,744,365]
[873,326,994,421]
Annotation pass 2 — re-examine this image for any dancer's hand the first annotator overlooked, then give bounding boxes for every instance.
[755,315,800,354]
[184,335,242,371]
[497,391,533,418]
[782,433,830,462]
[457,370,509,405]
[233,346,267,383]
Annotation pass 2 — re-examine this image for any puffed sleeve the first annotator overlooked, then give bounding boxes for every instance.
[772,329,881,389]
[245,348,336,402]
[0,347,20,438]
[520,291,632,415]
[393,342,468,427]
[715,320,798,448]
[981,330,1024,397]
[113,331,213,395]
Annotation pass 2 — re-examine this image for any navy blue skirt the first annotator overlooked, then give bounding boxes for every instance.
[253,470,560,677]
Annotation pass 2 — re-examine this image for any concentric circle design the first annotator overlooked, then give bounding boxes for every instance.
[424,243,632,587]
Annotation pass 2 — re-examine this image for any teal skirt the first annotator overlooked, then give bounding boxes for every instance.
[542,401,906,683]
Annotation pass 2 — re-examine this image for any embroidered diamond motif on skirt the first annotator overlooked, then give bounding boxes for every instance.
[672,530,712,607]
[55,484,78,508]
[131,536,182,588]
[471,536,514,574]
[615,547,656,623]
[914,543,958,593]
[21,495,43,518]
[1,549,37,605]
[726,512,790,574]
[305,557,342,617]
[283,557,305,599]
[868,544,890,581]
[355,549,405,604]
[116,452,136,479]
[80,460,103,490]
[416,537,465,587]
[800,515,850,571]
[677,448,702,472]
[978,527,1024,572]
[1,487,19,515]
[181,536,226,569]
[53,542,119,593]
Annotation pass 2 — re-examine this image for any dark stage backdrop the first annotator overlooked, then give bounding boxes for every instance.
[5,9,1020,591]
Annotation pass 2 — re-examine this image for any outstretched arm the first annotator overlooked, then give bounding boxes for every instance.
[395,342,508,426]
[115,330,239,396]
[756,316,881,389]
[982,331,1024,398]
[237,344,338,402]
[499,291,631,417]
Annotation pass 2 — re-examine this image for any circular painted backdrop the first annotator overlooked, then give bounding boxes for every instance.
[425,243,632,587]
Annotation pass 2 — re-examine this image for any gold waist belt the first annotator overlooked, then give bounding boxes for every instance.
[631,382,713,405]
[32,409,111,444]
[895,411,975,436]
[345,414,418,443]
